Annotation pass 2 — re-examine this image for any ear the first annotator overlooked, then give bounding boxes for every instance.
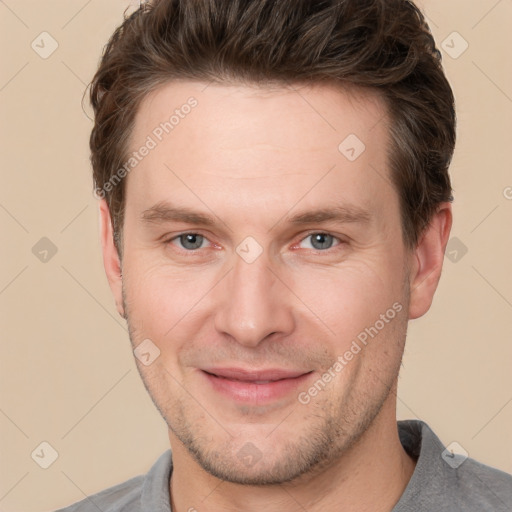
[407,202,453,320]
[98,199,125,318]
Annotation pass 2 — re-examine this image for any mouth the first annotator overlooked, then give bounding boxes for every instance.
[200,367,314,403]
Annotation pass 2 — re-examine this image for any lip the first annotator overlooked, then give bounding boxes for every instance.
[200,367,314,403]
[202,367,310,381]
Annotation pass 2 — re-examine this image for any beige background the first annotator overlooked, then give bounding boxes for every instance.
[0,1,511,510]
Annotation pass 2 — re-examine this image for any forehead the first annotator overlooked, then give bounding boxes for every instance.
[124,80,396,231]
[132,80,388,156]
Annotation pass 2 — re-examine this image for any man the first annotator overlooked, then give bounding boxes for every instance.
[57,0,512,511]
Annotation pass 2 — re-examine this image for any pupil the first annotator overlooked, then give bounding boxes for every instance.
[312,233,332,250]
[181,234,202,249]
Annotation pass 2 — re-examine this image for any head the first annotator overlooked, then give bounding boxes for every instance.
[91,0,454,485]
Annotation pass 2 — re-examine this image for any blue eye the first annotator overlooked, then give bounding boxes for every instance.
[172,233,207,250]
[299,233,341,251]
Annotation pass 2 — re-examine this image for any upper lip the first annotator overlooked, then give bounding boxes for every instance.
[202,367,311,381]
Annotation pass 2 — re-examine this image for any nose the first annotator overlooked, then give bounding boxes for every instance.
[213,248,295,348]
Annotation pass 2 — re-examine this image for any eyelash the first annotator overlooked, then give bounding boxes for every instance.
[164,231,345,255]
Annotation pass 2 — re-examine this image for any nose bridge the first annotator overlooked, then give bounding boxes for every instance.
[213,245,294,347]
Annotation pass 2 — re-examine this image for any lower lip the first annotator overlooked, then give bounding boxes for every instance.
[201,370,313,403]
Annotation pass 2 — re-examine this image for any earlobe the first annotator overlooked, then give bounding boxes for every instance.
[408,203,453,320]
[98,199,125,318]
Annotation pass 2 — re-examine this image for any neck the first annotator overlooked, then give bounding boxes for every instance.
[169,396,416,512]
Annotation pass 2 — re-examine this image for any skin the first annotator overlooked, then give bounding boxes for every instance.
[99,80,452,512]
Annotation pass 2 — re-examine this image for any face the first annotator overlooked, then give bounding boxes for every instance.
[103,81,424,485]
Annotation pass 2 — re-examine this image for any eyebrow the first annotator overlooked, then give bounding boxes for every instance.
[141,202,218,226]
[140,201,372,228]
[287,205,372,225]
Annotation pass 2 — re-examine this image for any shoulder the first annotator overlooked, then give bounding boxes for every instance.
[56,475,144,512]
[54,474,144,511]
[395,420,512,512]
[53,450,172,512]
[448,457,512,510]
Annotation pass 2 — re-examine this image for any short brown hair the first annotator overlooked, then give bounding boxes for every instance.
[89,0,455,255]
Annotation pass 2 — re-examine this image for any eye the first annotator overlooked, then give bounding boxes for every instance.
[297,232,342,251]
[169,233,210,251]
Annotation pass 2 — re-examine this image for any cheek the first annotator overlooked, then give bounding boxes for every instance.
[294,263,407,400]
[122,257,216,347]
[290,258,402,342]
[122,262,171,328]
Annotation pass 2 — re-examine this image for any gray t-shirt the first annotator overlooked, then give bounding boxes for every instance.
[55,419,512,511]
